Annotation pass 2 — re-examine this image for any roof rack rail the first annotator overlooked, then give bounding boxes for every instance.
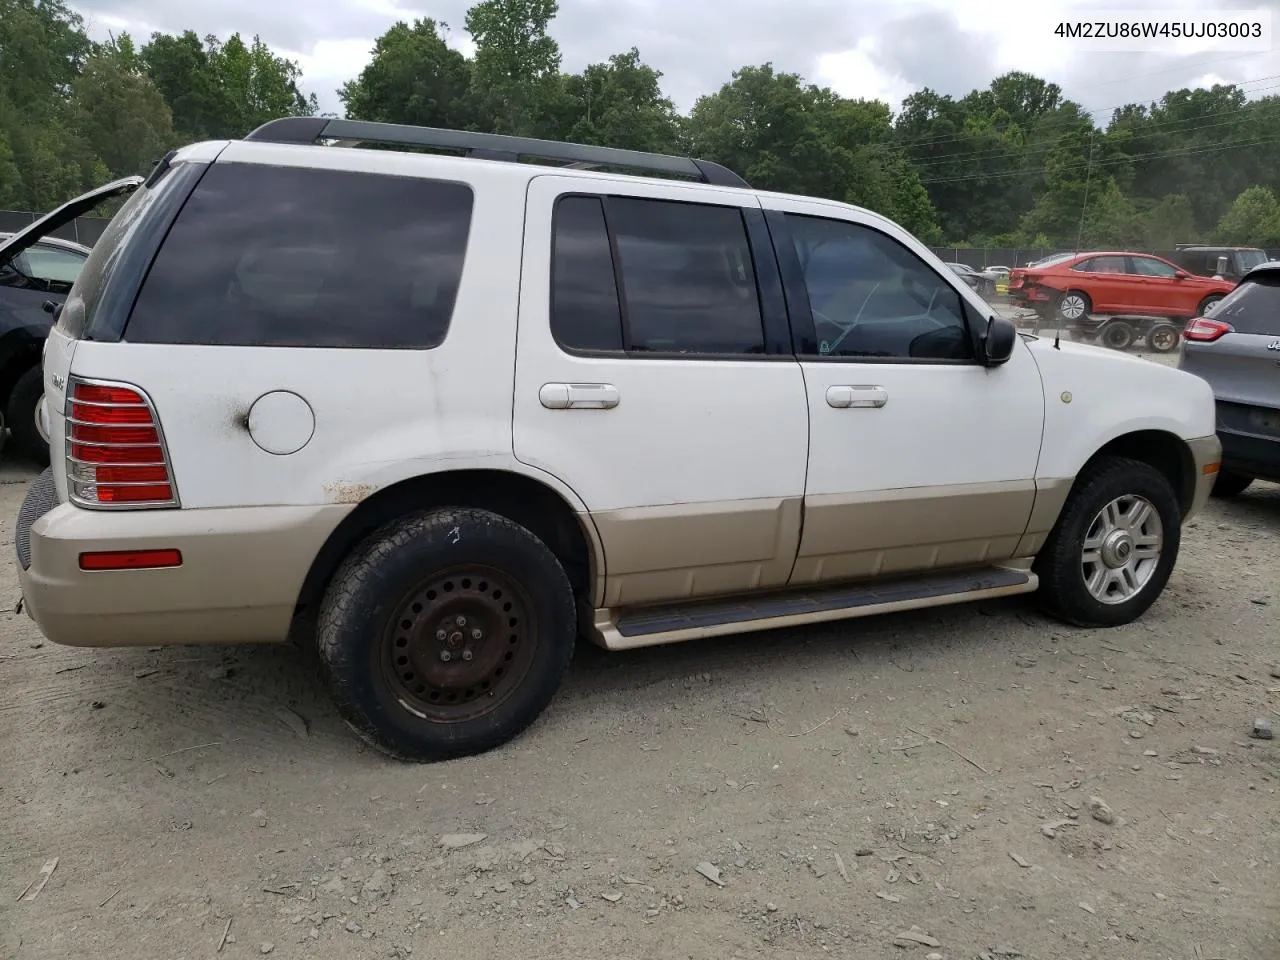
[242,117,751,189]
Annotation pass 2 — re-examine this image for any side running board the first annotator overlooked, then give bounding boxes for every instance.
[590,567,1037,651]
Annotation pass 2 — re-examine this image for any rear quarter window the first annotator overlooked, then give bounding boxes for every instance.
[1209,275,1280,336]
[125,163,474,348]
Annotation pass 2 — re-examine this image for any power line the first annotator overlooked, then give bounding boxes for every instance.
[916,133,1280,185]
[891,73,1280,152]
[904,84,1280,170]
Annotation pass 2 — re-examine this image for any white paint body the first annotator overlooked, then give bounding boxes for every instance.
[39,139,1217,571]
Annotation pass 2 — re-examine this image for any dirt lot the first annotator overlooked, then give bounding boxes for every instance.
[3,348,1278,960]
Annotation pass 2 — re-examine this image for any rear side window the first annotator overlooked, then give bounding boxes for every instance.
[1074,256,1125,274]
[1209,276,1280,335]
[550,194,765,356]
[126,163,473,348]
[57,173,180,339]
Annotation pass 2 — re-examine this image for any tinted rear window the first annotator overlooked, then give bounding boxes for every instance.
[1208,275,1280,336]
[56,174,179,339]
[125,163,473,348]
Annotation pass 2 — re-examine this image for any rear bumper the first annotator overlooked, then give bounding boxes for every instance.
[17,477,352,647]
[1186,434,1223,520]
[1218,428,1280,483]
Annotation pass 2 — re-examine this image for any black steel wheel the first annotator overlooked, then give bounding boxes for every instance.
[379,565,538,724]
[1100,321,1135,350]
[318,507,576,761]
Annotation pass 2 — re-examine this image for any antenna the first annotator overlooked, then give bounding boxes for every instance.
[1057,130,1097,350]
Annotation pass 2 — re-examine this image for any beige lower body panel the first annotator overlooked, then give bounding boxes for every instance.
[592,496,802,607]
[1185,434,1223,521]
[792,480,1043,584]
[19,501,353,647]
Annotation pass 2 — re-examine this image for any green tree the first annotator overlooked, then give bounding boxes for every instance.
[464,0,561,135]
[556,48,681,153]
[338,19,473,129]
[71,35,174,178]
[141,31,315,141]
[1215,185,1280,247]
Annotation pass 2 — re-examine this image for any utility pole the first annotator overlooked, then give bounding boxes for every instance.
[1074,130,1096,253]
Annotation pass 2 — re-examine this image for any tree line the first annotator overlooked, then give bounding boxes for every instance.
[4,0,1280,250]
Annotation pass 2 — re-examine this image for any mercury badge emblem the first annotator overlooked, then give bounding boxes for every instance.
[1061,391,1073,404]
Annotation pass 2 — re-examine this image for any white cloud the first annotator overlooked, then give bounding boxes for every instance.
[68,0,1280,120]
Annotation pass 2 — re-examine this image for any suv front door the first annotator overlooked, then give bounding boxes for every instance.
[513,176,809,609]
[762,199,1046,584]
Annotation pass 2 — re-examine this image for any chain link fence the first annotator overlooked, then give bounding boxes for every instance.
[0,211,112,247]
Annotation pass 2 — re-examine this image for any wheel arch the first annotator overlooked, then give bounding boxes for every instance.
[292,469,604,631]
[1082,429,1196,518]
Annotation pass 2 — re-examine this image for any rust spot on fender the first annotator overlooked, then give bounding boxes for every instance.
[323,481,377,504]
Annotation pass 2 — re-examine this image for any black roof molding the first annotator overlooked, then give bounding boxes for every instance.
[243,117,751,189]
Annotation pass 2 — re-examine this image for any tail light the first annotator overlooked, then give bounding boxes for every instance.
[65,378,179,508]
[1182,318,1233,343]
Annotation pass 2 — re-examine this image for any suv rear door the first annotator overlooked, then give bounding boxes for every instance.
[513,175,809,609]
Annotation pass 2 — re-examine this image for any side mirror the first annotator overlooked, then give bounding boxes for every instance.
[980,315,1017,366]
[1174,269,1189,280]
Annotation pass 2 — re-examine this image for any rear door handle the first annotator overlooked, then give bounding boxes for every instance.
[826,384,887,409]
[539,382,620,410]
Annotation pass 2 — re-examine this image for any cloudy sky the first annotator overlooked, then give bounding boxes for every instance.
[68,0,1280,122]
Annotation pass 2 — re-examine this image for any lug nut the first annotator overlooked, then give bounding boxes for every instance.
[436,629,447,641]
[470,628,483,641]
[439,650,452,662]
[455,615,467,627]
[462,650,474,662]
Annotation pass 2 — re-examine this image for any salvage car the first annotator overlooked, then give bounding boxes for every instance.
[16,120,1221,762]
[1008,251,1235,351]
[0,177,142,461]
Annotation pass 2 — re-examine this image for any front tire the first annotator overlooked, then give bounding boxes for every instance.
[1034,457,1181,627]
[317,507,577,762]
[1210,470,1253,498]
[7,366,49,465]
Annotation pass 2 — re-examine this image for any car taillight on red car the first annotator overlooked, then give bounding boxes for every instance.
[66,378,178,507]
[1182,318,1233,343]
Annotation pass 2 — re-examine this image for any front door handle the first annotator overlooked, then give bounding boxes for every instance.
[539,382,620,410]
[826,384,887,409]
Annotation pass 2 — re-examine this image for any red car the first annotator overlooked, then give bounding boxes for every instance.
[1009,252,1234,329]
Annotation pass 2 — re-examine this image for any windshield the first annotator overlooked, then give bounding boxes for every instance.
[1237,249,1269,271]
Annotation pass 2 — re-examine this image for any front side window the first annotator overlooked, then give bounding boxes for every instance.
[1128,256,1177,278]
[550,195,765,355]
[126,163,474,348]
[786,213,972,361]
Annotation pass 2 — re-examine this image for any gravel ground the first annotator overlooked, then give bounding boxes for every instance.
[2,344,1278,960]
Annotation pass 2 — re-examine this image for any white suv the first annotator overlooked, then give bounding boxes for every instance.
[16,118,1222,761]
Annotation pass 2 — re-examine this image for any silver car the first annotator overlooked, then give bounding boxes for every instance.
[1178,262,1280,496]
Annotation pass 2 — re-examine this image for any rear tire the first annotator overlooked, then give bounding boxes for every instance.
[1034,457,1181,627]
[1210,471,1253,498]
[1196,294,1224,317]
[317,507,577,762]
[6,366,48,466]
[1146,322,1180,353]
[1100,320,1135,350]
